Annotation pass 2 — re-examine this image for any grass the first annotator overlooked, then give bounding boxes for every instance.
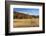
[13,18,39,28]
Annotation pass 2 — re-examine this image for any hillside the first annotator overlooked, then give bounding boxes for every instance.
[13,12,39,28]
[13,12,39,19]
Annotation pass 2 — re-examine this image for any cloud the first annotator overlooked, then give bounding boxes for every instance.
[16,11,38,16]
[14,8,39,16]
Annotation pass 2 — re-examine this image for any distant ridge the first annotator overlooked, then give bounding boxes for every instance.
[13,12,39,19]
[14,11,39,16]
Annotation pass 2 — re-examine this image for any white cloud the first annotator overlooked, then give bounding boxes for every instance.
[16,11,38,16]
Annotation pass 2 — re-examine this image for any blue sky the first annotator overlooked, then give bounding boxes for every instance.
[13,8,39,15]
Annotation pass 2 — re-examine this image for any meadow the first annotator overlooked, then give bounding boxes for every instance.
[13,12,39,28]
[13,18,39,28]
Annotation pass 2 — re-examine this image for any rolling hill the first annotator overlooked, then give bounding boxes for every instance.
[13,12,39,19]
[13,12,39,28]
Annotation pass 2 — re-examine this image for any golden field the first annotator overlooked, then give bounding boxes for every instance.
[13,18,39,28]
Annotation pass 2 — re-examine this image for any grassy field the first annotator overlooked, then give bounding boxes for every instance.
[13,18,39,28]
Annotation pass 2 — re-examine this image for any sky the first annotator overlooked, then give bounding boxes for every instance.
[13,8,39,16]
